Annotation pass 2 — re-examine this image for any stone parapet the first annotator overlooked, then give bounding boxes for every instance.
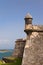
[24,25,43,33]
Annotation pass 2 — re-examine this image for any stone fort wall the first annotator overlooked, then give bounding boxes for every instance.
[22,13,43,65]
[12,39,26,58]
[22,26,43,65]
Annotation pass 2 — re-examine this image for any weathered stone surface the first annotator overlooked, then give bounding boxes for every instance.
[22,32,43,65]
[12,39,26,58]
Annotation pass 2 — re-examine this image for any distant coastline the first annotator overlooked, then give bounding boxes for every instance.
[0,49,13,60]
[0,50,9,53]
[0,49,13,53]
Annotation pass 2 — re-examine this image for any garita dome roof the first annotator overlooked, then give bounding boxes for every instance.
[25,13,33,19]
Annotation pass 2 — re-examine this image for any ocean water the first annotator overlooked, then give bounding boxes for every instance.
[0,49,13,60]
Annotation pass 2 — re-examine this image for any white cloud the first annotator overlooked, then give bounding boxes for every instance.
[0,39,10,43]
[0,39,14,49]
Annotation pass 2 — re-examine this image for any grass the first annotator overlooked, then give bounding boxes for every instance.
[3,56,16,60]
[0,60,3,64]
[0,60,5,65]
[0,57,22,65]
[0,62,15,65]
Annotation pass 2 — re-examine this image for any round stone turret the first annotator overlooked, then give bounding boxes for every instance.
[24,13,33,34]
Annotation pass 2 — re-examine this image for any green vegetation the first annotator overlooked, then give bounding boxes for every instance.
[3,56,15,60]
[0,60,5,65]
[0,60,3,64]
[2,63,16,65]
[0,57,22,65]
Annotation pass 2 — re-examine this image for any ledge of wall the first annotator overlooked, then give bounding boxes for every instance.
[25,25,43,32]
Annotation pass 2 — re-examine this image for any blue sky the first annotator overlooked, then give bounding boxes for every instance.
[0,0,43,49]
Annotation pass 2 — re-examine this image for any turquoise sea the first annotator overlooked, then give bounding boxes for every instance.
[0,49,13,60]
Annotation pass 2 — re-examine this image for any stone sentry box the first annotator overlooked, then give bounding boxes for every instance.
[22,13,43,65]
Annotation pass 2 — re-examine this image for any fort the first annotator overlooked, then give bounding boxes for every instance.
[3,13,43,65]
